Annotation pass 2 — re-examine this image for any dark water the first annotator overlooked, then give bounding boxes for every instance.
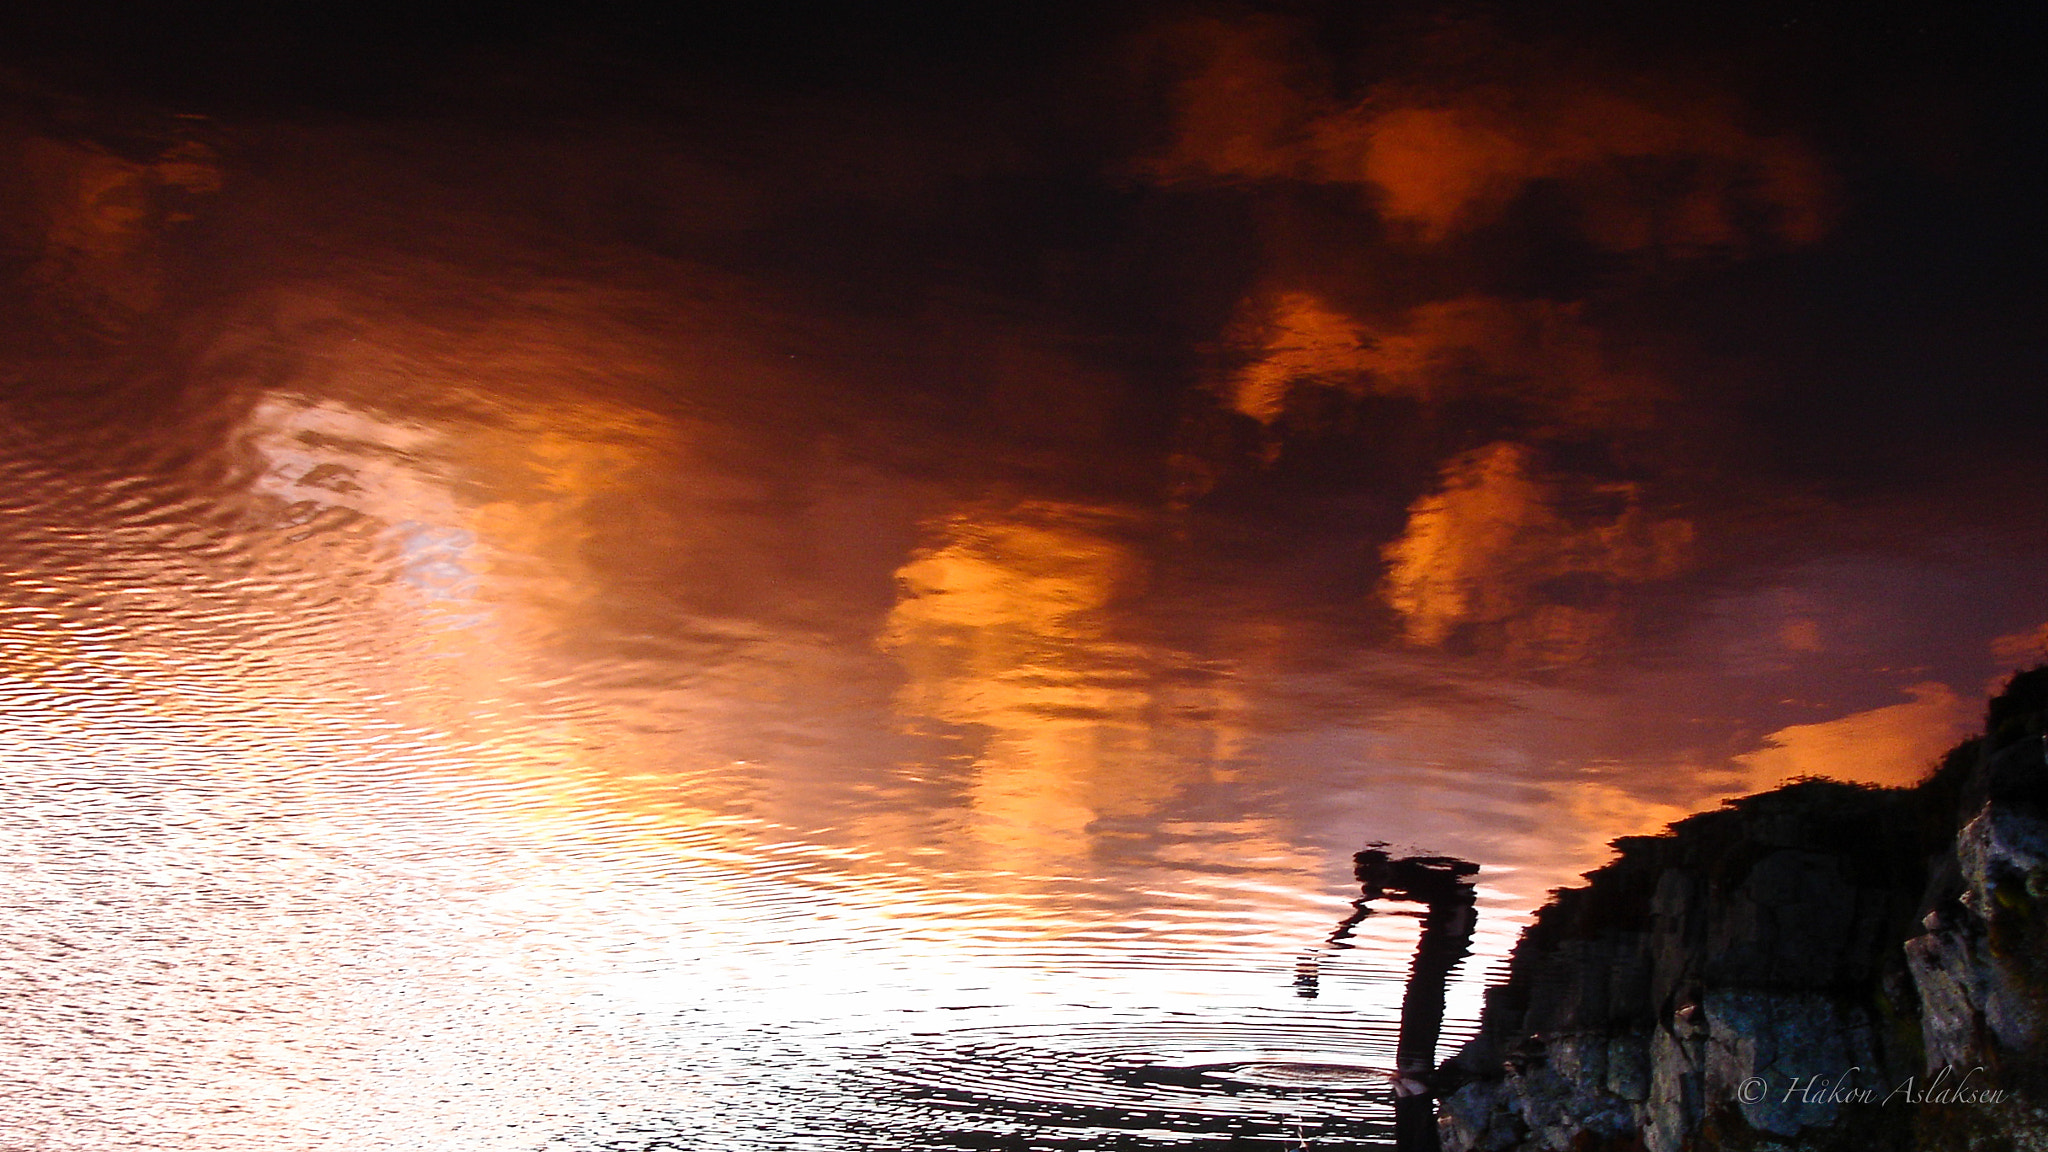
[5,9,2048,1147]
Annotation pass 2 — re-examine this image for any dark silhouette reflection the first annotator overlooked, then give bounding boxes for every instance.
[1298,846,1479,1151]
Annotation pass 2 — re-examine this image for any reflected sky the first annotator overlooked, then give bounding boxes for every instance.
[3,2,2047,1147]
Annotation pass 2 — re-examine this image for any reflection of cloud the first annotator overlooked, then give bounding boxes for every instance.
[1557,778,1700,875]
[1381,443,1691,660]
[880,503,1241,867]
[457,414,660,620]
[247,395,486,639]
[1778,619,1824,653]
[1991,622,2048,665]
[1320,90,1830,250]
[233,383,805,862]
[1133,15,1318,188]
[245,388,669,710]
[1139,18,1830,253]
[1225,292,1371,424]
[1224,291,1646,429]
[1733,682,1972,790]
[250,396,451,517]
[13,132,222,332]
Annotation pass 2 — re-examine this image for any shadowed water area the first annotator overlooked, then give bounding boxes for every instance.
[3,3,2048,1148]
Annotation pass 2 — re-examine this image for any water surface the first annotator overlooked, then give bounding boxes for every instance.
[4,11,2048,1147]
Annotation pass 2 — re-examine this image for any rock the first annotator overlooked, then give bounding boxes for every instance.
[1435,670,2048,1152]
[1904,755,2048,1070]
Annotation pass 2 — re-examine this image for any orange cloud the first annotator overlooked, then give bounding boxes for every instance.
[1225,292,1373,423]
[1991,622,2048,666]
[1316,88,1830,249]
[1778,618,1825,653]
[879,503,1245,867]
[10,133,223,332]
[1380,442,1692,660]
[1223,291,1650,430]
[1139,20,1830,253]
[1131,15,1320,186]
[1733,683,1973,790]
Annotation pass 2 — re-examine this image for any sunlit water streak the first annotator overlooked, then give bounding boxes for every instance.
[1,710,1470,1149]
[0,375,1634,1150]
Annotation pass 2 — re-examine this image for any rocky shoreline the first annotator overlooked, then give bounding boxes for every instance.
[1433,670,2048,1152]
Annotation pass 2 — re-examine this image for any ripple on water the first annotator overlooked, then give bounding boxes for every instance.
[799,1015,1400,1147]
[0,388,1495,1152]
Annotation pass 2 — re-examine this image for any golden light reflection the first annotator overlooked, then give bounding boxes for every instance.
[237,382,770,847]
[880,503,1247,870]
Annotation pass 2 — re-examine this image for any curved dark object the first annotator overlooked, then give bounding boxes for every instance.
[1343,846,1481,1152]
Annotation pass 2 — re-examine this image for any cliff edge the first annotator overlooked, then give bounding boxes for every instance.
[1436,669,2048,1152]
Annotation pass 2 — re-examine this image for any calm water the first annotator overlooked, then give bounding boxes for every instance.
[6,26,2048,1147]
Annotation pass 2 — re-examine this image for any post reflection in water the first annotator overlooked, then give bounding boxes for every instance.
[3,5,2048,1150]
